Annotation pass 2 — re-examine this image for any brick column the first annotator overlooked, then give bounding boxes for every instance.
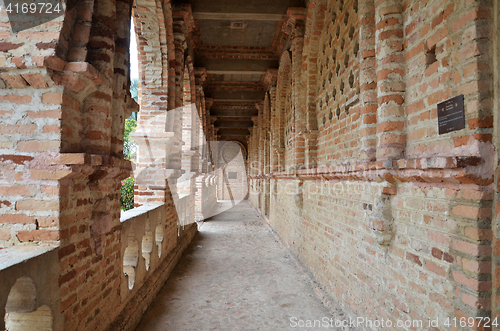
[302,2,324,170]
[251,116,259,177]
[263,93,271,214]
[263,93,271,175]
[270,84,282,173]
[194,85,209,221]
[358,0,377,161]
[256,101,265,176]
[375,0,406,161]
[248,127,258,203]
[257,101,265,210]
[84,0,116,156]
[276,53,291,172]
[292,21,306,170]
[167,30,186,173]
[133,89,179,206]
[133,21,185,207]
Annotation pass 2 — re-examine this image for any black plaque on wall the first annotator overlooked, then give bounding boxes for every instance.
[437,95,465,135]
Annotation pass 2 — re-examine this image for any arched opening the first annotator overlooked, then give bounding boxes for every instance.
[5,277,53,331]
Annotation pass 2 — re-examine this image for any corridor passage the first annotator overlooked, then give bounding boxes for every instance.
[135,201,340,331]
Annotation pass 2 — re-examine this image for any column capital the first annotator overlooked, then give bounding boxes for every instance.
[294,19,306,38]
[255,101,264,112]
[205,98,214,110]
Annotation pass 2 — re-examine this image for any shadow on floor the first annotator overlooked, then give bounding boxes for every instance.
[135,201,340,331]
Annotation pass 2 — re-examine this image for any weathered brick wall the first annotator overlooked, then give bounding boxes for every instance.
[248,0,497,328]
[404,1,492,158]
[268,179,492,327]
[0,0,137,326]
[0,0,216,330]
[58,175,126,330]
[0,2,68,247]
[491,0,500,323]
[1,0,497,328]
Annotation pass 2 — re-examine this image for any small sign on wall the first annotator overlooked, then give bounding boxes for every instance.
[437,95,465,135]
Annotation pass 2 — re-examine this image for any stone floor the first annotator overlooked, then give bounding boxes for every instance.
[135,200,341,331]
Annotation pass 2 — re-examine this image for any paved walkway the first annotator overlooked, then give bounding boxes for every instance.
[135,201,339,331]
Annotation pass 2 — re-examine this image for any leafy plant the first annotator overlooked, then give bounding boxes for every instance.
[124,118,137,160]
[120,177,135,211]
[130,78,139,103]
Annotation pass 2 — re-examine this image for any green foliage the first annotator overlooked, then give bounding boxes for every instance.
[124,118,137,160]
[120,177,135,211]
[124,118,137,140]
[130,78,139,103]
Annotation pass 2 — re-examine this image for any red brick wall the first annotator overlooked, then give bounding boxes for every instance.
[266,179,493,327]
[0,7,67,248]
[403,1,492,158]
[248,0,497,328]
[0,0,212,330]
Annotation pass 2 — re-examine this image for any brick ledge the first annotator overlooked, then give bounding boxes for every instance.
[38,153,132,181]
[249,156,491,186]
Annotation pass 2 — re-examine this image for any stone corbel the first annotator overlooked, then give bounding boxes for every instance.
[293,180,304,210]
[194,68,208,86]
[173,32,188,50]
[205,98,214,110]
[255,101,264,111]
[251,116,259,125]
[263,69,278,90]
[368,193,394,246]
[299,130,318,140]
[294,19,305,38]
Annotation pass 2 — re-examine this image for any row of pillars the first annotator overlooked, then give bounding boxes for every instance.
[133,15,218,224]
